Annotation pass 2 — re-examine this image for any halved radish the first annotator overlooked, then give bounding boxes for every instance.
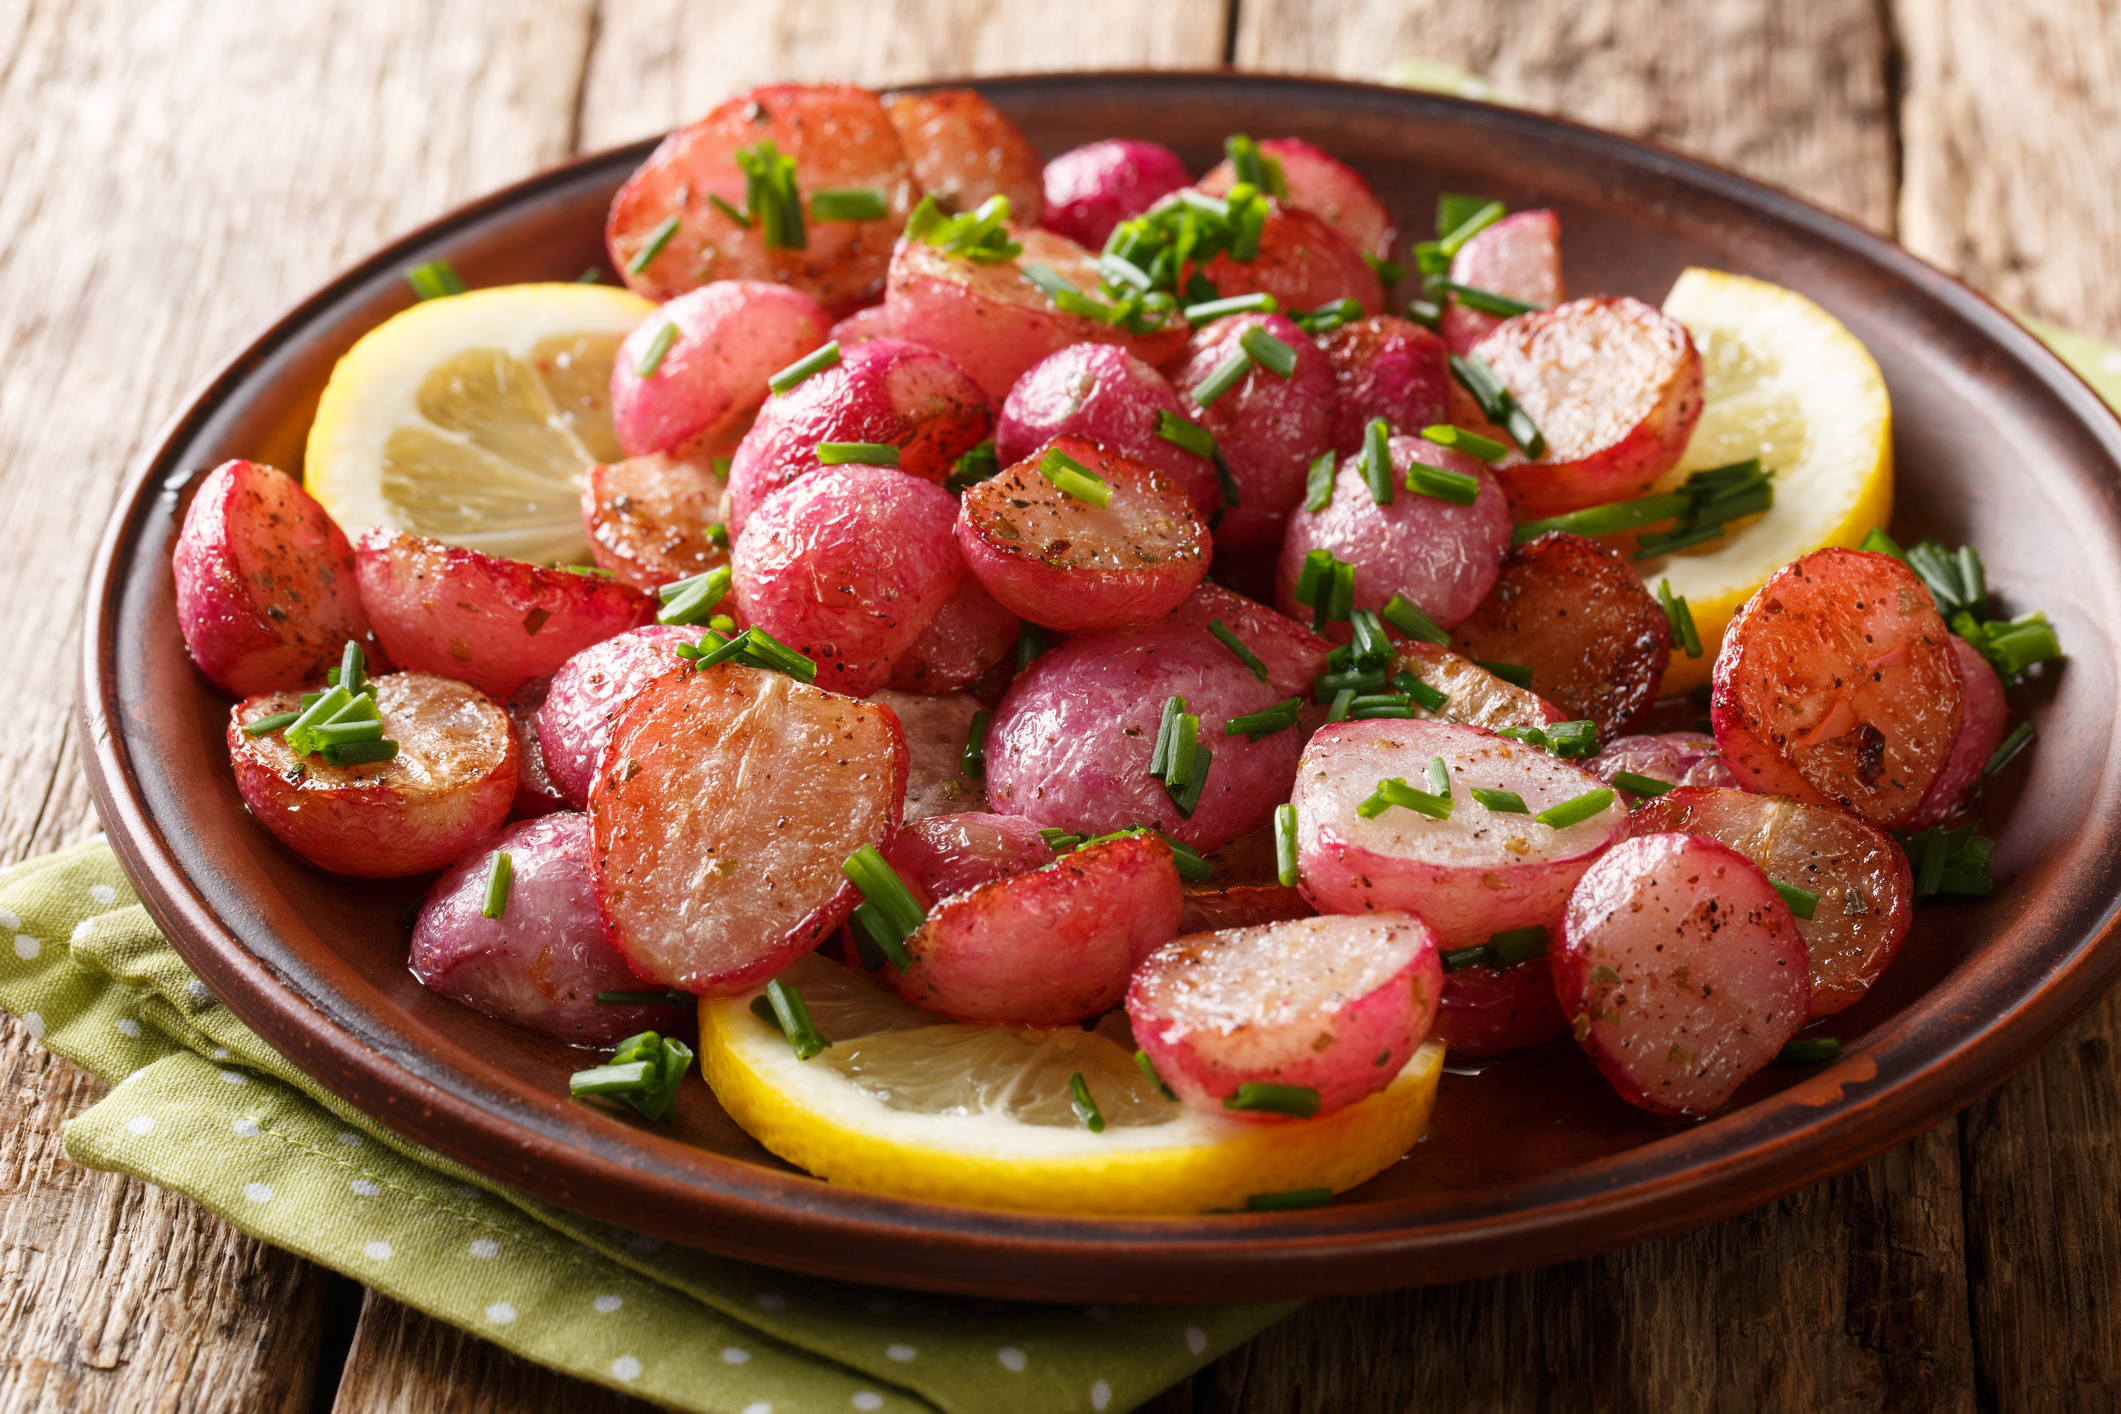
[1165,581,1332,707]
[582,454,731,592]
[998,343,1221,519]
[870,689,990,820]
[1624,786,1913,1016]
[882,810,1054,906]
[955,434,1208,632]
[884,88,1044,223]
[610,282,831,460]
[1395,642,1567,733]
[886,833,1182,1026]
[1040,138,1193,249]
[1294,718,1625,945]
[1711,548,1964,828]
[535,624,699,809]
[507,698,570,821]
[1188,201,1384,318]
[1907,634,2010,828]
[1587,732,1735,800]
[1127,911,1441,1116]
[884,573,1020,694]
[589,663,907,995]
[1434,959,1567,1060]
[1449,531,1671,736]
[1198,137,1398,261]
[1556,831,1809,1116]
[1440,209,1563,353]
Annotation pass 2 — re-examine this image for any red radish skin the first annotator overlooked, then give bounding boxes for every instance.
[173,460,378,697]
[354,527,658,701]
[1165,581,1333,707]
[607,84,917,314]
[883,811,1054,906]
[830,304,896,346]
[1710,548,1964,829]
[955,435,1208,633]
[1127,911,1442,1116]
[1317,316,1451,456]
[870,690,991,820]
[1471,296,1705,519]
[1293,718,1625,946]
[1189,201,1384,318]
[410,813,686,1048]
[1199,138,1398,261]
[1395,642,1569,734]
[986,624,1302,853]
[610,283,831,461]
[1449,531,1673,736]
[1168,312,1338,551]
[725,337,993,536]
[884,573,1020,694]
[886,225,1188,400]
[1040,139,1193,249]
[1626,786,1914,1016]
[883,88,1044,224]
[733,465,964,698]
[1275,436,1510,633]
[589,664,907,995]
[507,698,571,820]
[1434,959,1568,1060]
[998,343,1221,518]
[1441,210,1564,353]
[1588,732,1737,801]
[888,833,1183,1026]
[582,453,731,592]
[535,625,699,809]
[229,673,518,878]
[1907,635,2010,828]
[1556,832,1810,1116]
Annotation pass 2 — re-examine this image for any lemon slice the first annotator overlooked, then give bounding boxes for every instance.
[1648,269,1894,693]
[305,283,654,565]
[701,954,1444,1216]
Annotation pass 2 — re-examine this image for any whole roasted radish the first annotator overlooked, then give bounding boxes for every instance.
[609,282,831,462]
[1040,138,1193,249]
[1199,137,1398,261]
[536,625,700,809]
[1168,312,1337,551]
[871,689,991,820]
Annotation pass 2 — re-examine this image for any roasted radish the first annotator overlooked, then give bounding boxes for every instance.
[1434,958,1568,1060]
[1396,642,1568,733]
[884,574,1020,694]
[1588,732,1736,799]
[1168,312,1337,551]
[535,625,699,809]
[998,343,1221,518]
[871,689,991,819]
[882,810,1054,905]
[1200,138,1397,261]
[609,282,831,461]
[1189,201,1383,318]
[1441,209,1563,353]
[1040,139,1193,249]
[1165,581,1332,707]
[1318,316,1450,456]
[582,454,730,591]
[883,88,1044,224]
[1907,635,2010,828]
[507,698,571,820]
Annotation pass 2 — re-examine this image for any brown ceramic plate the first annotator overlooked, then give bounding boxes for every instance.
[77,73,2121,1303]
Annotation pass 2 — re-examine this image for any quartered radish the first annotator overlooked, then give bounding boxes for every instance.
[1450,531,1672,736]
[884,88,1044,224]
[589,662,907,995]
[1127,911,1442,1116]
[1625,785,1913,1016]
[883,573,1020,694]
[581,453,730,592]
[1395,641,1567,734]
[1435,958,1568,1060]
[955,434,1208,632]
[1556,831,1809,1116]
[535,624,700,809]
[229,672,518,878]
[174,459,379,697]
[1907,634,2009,828]
[1441,209,1564,353]
[1317,315,1450,456]
[1711,548,1964,828]
[1198,137,1398,261]
[998,343,1221,518]
[354,526,658,701]
[887,832,1183,1026]
[871,689,991,820]
[1293,718,1625,945]
[882,810,1054,906]
[1040,138,1193,249]
[610,282,831,461]
[1167,312,1337,550]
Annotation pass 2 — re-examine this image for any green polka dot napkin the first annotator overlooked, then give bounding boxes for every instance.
[1,839,1294,1414]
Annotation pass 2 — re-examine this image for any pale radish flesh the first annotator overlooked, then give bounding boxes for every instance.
[589,663,907,995]
[870,689,991,820]
[582,454,732,592]
[1395,641,1568,734]
[1127,911,1441,1116]
[609,282,831,460]
[535,624,699,809]
[1556,831,1809,1116]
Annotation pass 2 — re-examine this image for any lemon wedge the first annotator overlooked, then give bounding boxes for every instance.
[305,283,654,565]
[701,954,1444,1216]
[1648,269,1894,693]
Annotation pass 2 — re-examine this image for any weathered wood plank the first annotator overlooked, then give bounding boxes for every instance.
[578,0,1232,151]
[1232,0,1899,232]
[331,1291,661,1414]
[1895,0,2121,341]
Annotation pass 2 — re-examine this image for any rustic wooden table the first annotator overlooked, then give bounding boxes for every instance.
[4,2,2117,1409]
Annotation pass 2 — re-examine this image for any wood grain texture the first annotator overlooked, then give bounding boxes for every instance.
[1232,0,1899,232]
[1895,0,2121,341]
[577,0,1231,150]
[330,1291,661,1414]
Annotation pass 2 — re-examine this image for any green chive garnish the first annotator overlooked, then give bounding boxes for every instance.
[598,991,687,1006]
[1205,618,1269,682]
[1379,593,1451,646]
[576,266,604,283]
[1184,292,1279,324]
[809,188,888,222]
[1860,525,1905,558]
[1069,1073,1106,1133]
[242,710,300,737]
[1273,803,1299,887]
[759,978,831,1060]
[817,441,900,465]
[1611,771,1676,798]
[1237,325,1298,378]
[320,739,400,767]
[1469,786,1528,814]
[1036,447,1114,506]
[308,719,385,749]
[1405,460,1482,506]
[1774,1037,1841,1066]
[1418,424,1509,463]
[1304,449,1338,513]
[735,141,805,249]
[768,341,841,395]
[657,566,732,626]
[1358,776,1453,821]
[1426,755,1451,797]
[1984,721,2034,779]
[1041,828,1084,852]
[947,439,1001,491]
[842,844,922,969]
[635,321,679,378]
[1155,409,1216,459]
[1535,787,1615,829]
[1433,280,1539,317]
[1222,1083,1321,1118]
[1437,197,1506,254]
[1015,621,1050,674]
[627,215,682,274]
[707,193,752,227]
[734,627,818,682]
[963,709,992,779]
[1657,579,1703,658]
[1441,945,1496,972]
[1360,418,1394,505]
[481,851,513,920]
[1224,696,1302,741]
[1475,660,1534,690]
[1244,1188,1333,1211]
[569,1032,693,1121]
[1448,353,1545,458]
[338,641,367,698]
[283,684,352,757]
[1406,298,1443,331]
[1134,1049,1180,1101]
[1327,687,1356,723]
[405,260,467,300]
[1772,879,1821,920]
[1491,925,1549,965]
[1192,348,1253,407]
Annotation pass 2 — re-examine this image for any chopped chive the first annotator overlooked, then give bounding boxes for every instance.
[1984,721,2035,779]
[816,441,900,465]
[1772,878,1821,920]
[1437,197,1506,253]
[1406,461,1482,506]
[1244,1188,1333,1211]
[1360,418,1395,505]
[568,1059,654,1096]
[1491,925,1549,965]
[481,851,513,920]
[1366,253,1406,286]
[1134,1049,1180,1101]
[1327,560,1355,626]
[1348,607,1394,664]
[1327,687,1356,723]
[768,341,841,395]
[1041,828,1084,851]
[1036,447,1114,507]
[1657,579,1703,658]
[1155,710,1199,790]
[1169,744,1213,819]
[1274,803,1299,887]
[809,187,888,222]
[1211,447,1241,516]
[283,684,352,757]
[1069,1073,1107,1132]
[1184,292,1279,323]
[1425,755,1451,797]
[635,321,679,378]
[1469,786,1528,814]
[1611,771,1676,799]
[1774,1037,1841,1065]
[1155,410,1217,460]
[1512,492,1693,545]
[707,192,752,227]
[1096,252,1154,291]
[242,710,300,737]
[735,140,806,249]
[1475,660,1534,690]
[1293,547,1335,608]
[1535,787,1615,829]
[1448,353,1545,458]
[1304,449,1339,512]
[1293,297,1363,335]
[1206,618,1270,682]
[1379,593,1451,646]
[319,739,400,767]
[1224,696,1303,741]
[308,719,386,748]
[577,266,604,283]
[1406,298,1443,331]
[1222,1082,1321,1118]
[1374,775,1453,821]
[946,439,1001,492]
[598,991,687,1006]
[1238,326,1298,378]
[763,978,831,1060]
[736,627,818,682]
[1860,525,1905,558]
[1434,280,1539,317]
[963,709,992,779]
[1192,348,1254,407]
[1441,944,1497,972]
[1019,262,1077,299]
[1015,621,1050,674]
[339,641,367,698]
[842,845,922,969]
[405,259,467,300]
[627,215,682,274]
[1419,424,1510,463]
[1545,720,1601,759]
[1148,695,1186,778]
[656,565,732,626]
